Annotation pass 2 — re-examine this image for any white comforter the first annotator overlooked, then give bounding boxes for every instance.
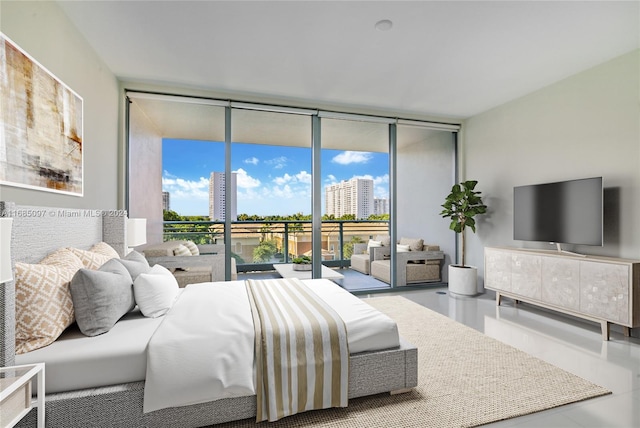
[143,279,399,413]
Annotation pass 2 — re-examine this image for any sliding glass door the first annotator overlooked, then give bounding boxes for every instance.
[320,115,391,291]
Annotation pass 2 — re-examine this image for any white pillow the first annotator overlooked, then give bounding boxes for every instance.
[133,264,179,318]
[397,244,411,252]
[367,239,382,254]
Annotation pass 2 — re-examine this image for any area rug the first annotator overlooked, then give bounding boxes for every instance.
[216,296,610,428]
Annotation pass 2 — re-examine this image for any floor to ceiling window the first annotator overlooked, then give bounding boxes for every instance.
[126,91,458,290]
[319,114,392,290]
[230,105,313,273]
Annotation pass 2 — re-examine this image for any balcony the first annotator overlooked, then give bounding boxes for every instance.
[161,219,395,292]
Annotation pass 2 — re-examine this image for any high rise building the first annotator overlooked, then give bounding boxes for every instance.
[209,172,238,221]
[325,178,374,219]
[374,198,389,215]
[162,191,170,211]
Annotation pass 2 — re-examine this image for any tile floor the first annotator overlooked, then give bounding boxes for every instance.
[374,287,640,428]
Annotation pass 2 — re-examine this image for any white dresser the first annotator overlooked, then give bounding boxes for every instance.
[484,247,640,340]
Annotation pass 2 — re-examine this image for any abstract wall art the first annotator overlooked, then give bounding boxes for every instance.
[0,33,83,196]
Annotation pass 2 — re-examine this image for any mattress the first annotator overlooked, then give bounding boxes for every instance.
[15,308,165,393]
[15,279,399,395]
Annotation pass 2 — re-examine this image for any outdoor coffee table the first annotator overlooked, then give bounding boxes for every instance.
[274,263,345,281]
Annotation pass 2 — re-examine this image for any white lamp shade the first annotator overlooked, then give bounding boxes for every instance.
[127,218,147,247]
[0,218,13,283]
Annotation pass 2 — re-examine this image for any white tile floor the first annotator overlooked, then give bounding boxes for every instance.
[363,287,640,428]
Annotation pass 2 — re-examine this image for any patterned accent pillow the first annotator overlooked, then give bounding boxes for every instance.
[182,241,200,256]
[40,248,84,271]
[173,244,192,257]
[14,262,76,354]
[90,242,121,259]
[67,247,113,270]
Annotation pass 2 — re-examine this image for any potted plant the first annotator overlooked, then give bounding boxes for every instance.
[440,180,487,296]
[292,254,312,271]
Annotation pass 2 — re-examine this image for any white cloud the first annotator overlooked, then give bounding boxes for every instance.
[162,173,209,200]
[295,170,311,184]
[273,173,293,185]
[332,151,372,165]
[272,184,294,199]
[233,168,261,188]
[265,156,289,169]
[244,157,259,165]
[326,174,337,183]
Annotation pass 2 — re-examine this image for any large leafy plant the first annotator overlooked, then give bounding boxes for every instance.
[440,180,487,268]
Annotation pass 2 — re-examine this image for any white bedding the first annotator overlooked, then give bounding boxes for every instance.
[144,278,399,413]
[16,278,399,407]
[15,307,165,393]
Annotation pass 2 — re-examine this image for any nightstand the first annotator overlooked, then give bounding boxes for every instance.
[0,363,45,428]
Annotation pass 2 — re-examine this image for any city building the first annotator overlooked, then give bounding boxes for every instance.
[162,191,170,211]
[374,198,389,216]
[325,178,374,219]
[209,171,237,221]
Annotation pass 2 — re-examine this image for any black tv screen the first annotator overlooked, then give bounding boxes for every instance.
[514,177,603,246]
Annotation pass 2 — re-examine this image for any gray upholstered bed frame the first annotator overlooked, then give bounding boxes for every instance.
[0,202,418,427]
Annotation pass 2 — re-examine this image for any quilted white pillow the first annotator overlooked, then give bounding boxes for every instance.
[133,264,179,318]
[182,241,200,256]
[173,244,192,257]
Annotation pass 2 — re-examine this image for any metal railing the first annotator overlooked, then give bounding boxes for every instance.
[163,219,389,272]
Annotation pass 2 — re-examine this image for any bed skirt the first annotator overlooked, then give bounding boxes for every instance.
[17,339,417,428]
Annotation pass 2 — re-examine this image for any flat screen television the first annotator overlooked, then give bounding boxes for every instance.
[513,177,603,247]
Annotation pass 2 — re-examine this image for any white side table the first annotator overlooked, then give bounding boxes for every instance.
[0,363,45,428]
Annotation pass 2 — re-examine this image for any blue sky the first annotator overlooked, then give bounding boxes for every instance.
[162,139,389,216]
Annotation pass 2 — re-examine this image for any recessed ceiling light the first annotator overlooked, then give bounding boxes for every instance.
[375,19,393,32]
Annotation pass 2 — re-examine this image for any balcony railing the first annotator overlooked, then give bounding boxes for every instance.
[162,220,389,272]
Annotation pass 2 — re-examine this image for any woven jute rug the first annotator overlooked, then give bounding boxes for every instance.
[217,296,610,428]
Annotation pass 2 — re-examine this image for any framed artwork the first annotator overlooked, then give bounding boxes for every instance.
[0,33,83,196]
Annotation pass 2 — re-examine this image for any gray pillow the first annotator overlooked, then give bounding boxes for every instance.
[115,250,151,281]
[70,259,135,336]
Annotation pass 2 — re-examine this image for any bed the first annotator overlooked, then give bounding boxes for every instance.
[0,201,418,427]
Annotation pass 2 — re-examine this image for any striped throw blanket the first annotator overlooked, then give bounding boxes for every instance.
[245,278,349,422]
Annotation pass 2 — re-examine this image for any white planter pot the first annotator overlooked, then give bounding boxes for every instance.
[448,265,478,296]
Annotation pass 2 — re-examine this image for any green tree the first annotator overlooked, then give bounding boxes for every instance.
[163,209,182,221]
[343,236,365,259]
[368,213,390,221]
[253,240,277,262]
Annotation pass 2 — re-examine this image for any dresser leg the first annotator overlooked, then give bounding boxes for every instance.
[496,292,502,306]
[622,326,631,337]
[600,321,610,341]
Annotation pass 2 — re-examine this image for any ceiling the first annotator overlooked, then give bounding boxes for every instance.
[58,1,639,120]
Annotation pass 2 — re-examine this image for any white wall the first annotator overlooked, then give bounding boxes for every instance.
[462,50,640,288]
[0,1,120,209]
[128,101,163,244]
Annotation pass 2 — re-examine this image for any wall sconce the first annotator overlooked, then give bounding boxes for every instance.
[0,218,13,283]
[127,218,147,249]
